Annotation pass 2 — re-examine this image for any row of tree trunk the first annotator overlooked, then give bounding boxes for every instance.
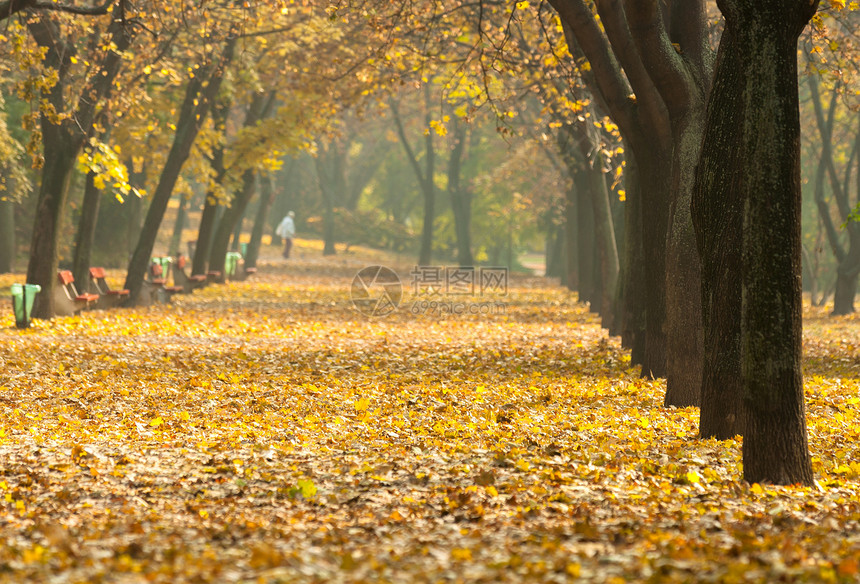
[546,0,819,485]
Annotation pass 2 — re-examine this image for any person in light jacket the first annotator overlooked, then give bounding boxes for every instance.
[276,211,296,259]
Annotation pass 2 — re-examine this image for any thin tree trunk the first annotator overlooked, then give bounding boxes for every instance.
[72,171,101,291]
[314,144,345,257]
[170,194,188,256]
[193,194,219,274]
[209,169,256,276]
[27,138,77,318]
[564,182,578,292]
[391,91,436,266]
[621,167,647,365]
[0,198,14,273]
[192,100,229,276]
[230,214,243,252]
[574,166,595,306]
[586,153,619,330]
[448,120,473,266]
[124,34,237,305]
[247,166,285,270]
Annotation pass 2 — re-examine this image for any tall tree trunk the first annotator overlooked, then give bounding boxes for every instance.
[696,0,816,485]
[692,24,745,440]
[26,10,135,318]
[635,149,671,379]
[448,119,473,266]
[833,262,860,313]
[126,160,145,259]
[417,151,435,266]
[574,165,595,306]
[621,0,712,406]
[546,222,565,279]
[314,142,346,257]
[193,196,219,274]
[170,193,189,256]
[809,77,860,316]
[586,153,620,330]
[391,89,436,266]
[230,213,243,252]
[620,161,647,365]
[209,169,256,276]
[72,171,101,291]
[27,136,77,318]
[192,100,230,275]
[247,165,288,270]
[124,34,237,305]
[564,182,578,292]
[663,109,706,407]
[0,199,14,273]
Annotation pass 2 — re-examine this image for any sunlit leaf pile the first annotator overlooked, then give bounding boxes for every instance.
[1,261,859,583]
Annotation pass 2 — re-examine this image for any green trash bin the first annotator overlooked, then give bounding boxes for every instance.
[151,257,172,278]
[225,252,241,278]
[11,283,41,329]
[240,243,248,258]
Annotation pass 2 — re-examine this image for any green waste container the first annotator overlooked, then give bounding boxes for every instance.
[240,243,248,258]
[11,283,41,329]
[225,252,241,278]
[151,257,171,277]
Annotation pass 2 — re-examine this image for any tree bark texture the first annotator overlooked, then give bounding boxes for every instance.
[618,160,647,365]
[696,0,816,485]
[692,24,746,440]
[27,137,77,318]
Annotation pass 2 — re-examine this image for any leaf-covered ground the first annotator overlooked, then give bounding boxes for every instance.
[1,252,859,583]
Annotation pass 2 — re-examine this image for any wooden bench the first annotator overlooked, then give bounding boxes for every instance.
[88,267,130,309]
[139,261,182,305]
[172,255,208,293]
[54,270,99,316]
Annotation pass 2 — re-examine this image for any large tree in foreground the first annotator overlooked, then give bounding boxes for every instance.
[693,0,817,484]
[24,3,137,318]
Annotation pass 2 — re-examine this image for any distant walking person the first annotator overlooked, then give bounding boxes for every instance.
[276,211,296,259]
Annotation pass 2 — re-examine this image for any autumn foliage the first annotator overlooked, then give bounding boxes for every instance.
[0,253,859,582]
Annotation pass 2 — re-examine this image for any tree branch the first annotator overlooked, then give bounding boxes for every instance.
[623,0,696,118]
[1,0,115,20]
[548,0,636,136]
